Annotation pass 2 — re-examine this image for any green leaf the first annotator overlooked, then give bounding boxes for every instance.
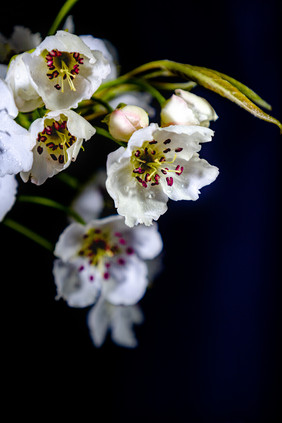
[127,60,282,133]
[203,68,272,111]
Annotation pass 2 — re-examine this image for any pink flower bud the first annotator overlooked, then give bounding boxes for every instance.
[107,105,149,142]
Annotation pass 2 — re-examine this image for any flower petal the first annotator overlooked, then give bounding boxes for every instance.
[0,110,34,177]
[102,254,148,305]
[106,155,168,227]
[0,174,17,221]
[53,259,101,308]
[5,54,44,113]
[161,154,219,201]
[54,222,85,261]
[0,78,18,118]
[128,223,163,260]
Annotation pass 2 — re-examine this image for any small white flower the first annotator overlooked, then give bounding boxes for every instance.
[0,174,17,221]
[5,54,44,113]
[21,109,95,185]
[53,215,163,308]
[22,30,111,110]
[0,110,34,178]
[106,123,219,227]
[107,105,149,142]
[87,296,144,348]
[161,89,218,127]
[0,25,41,63]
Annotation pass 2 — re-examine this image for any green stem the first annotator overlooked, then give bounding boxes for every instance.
[18,195,85,225]
[3,218,54,252]
[56,172,81,190]
[93,126,127,147]
[97,77,166,106]
[48,0,79,36]
[92,97,114,113]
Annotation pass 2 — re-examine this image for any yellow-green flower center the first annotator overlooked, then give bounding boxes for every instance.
[43,49,84,92]
[36,114,76,164]
[130,138,184,188]
[78,228,120,267]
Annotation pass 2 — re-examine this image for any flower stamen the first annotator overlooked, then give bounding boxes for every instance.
[44,49,84,92]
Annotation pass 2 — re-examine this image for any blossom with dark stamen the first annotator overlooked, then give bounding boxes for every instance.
[21,109,95,185]
[53,215,163,308]
[106,123,219,227]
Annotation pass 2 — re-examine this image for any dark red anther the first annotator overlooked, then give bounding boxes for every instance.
[166,176,174,186]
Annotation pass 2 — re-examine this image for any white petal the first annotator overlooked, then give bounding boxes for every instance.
[161,154,219,201]
[0,78,18,118]
[128,223,163,260]
[0,110,34,177]
[106,155,168,227]
[111,303,144,348]
[53,259,101,308]
[9,26,41,53]
[46,109,95,141]
[161,94,199,126]
[79,35,118,81]
[5,54,43,113]
[102,255,148,305]
[0,174,17,221]
[87,298,111,347]
[0,65,8,79]
[87,297,143,348]
[154,125,214,160]
[54,222,85,261]
[175,89,218,126]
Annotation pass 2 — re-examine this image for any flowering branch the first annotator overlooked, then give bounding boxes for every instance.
[0,0,280,348]
[122,60,282,132]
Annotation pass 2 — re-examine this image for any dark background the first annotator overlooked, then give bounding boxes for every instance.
[1,0,281,421]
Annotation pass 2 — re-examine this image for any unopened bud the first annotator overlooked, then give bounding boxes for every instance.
[107,105,149,142]
[161,89,218,127]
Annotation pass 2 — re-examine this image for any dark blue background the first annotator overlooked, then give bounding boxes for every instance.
[1,0,281,420]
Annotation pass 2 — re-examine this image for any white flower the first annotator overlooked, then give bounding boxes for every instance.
[0,110,34,178]
[87,296,144,348]
[20,109,95,185]
[0,174,17,221]
[0,77,18,118]
[107,105,149,142]
[22,30,111,110]
[0,25,41,62]
[53,215,163,308]
[106,123,219,227]
[161,89,218,127]
[5,54,44,113]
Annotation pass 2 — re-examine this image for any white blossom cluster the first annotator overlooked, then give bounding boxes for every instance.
[0,21,219,347]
